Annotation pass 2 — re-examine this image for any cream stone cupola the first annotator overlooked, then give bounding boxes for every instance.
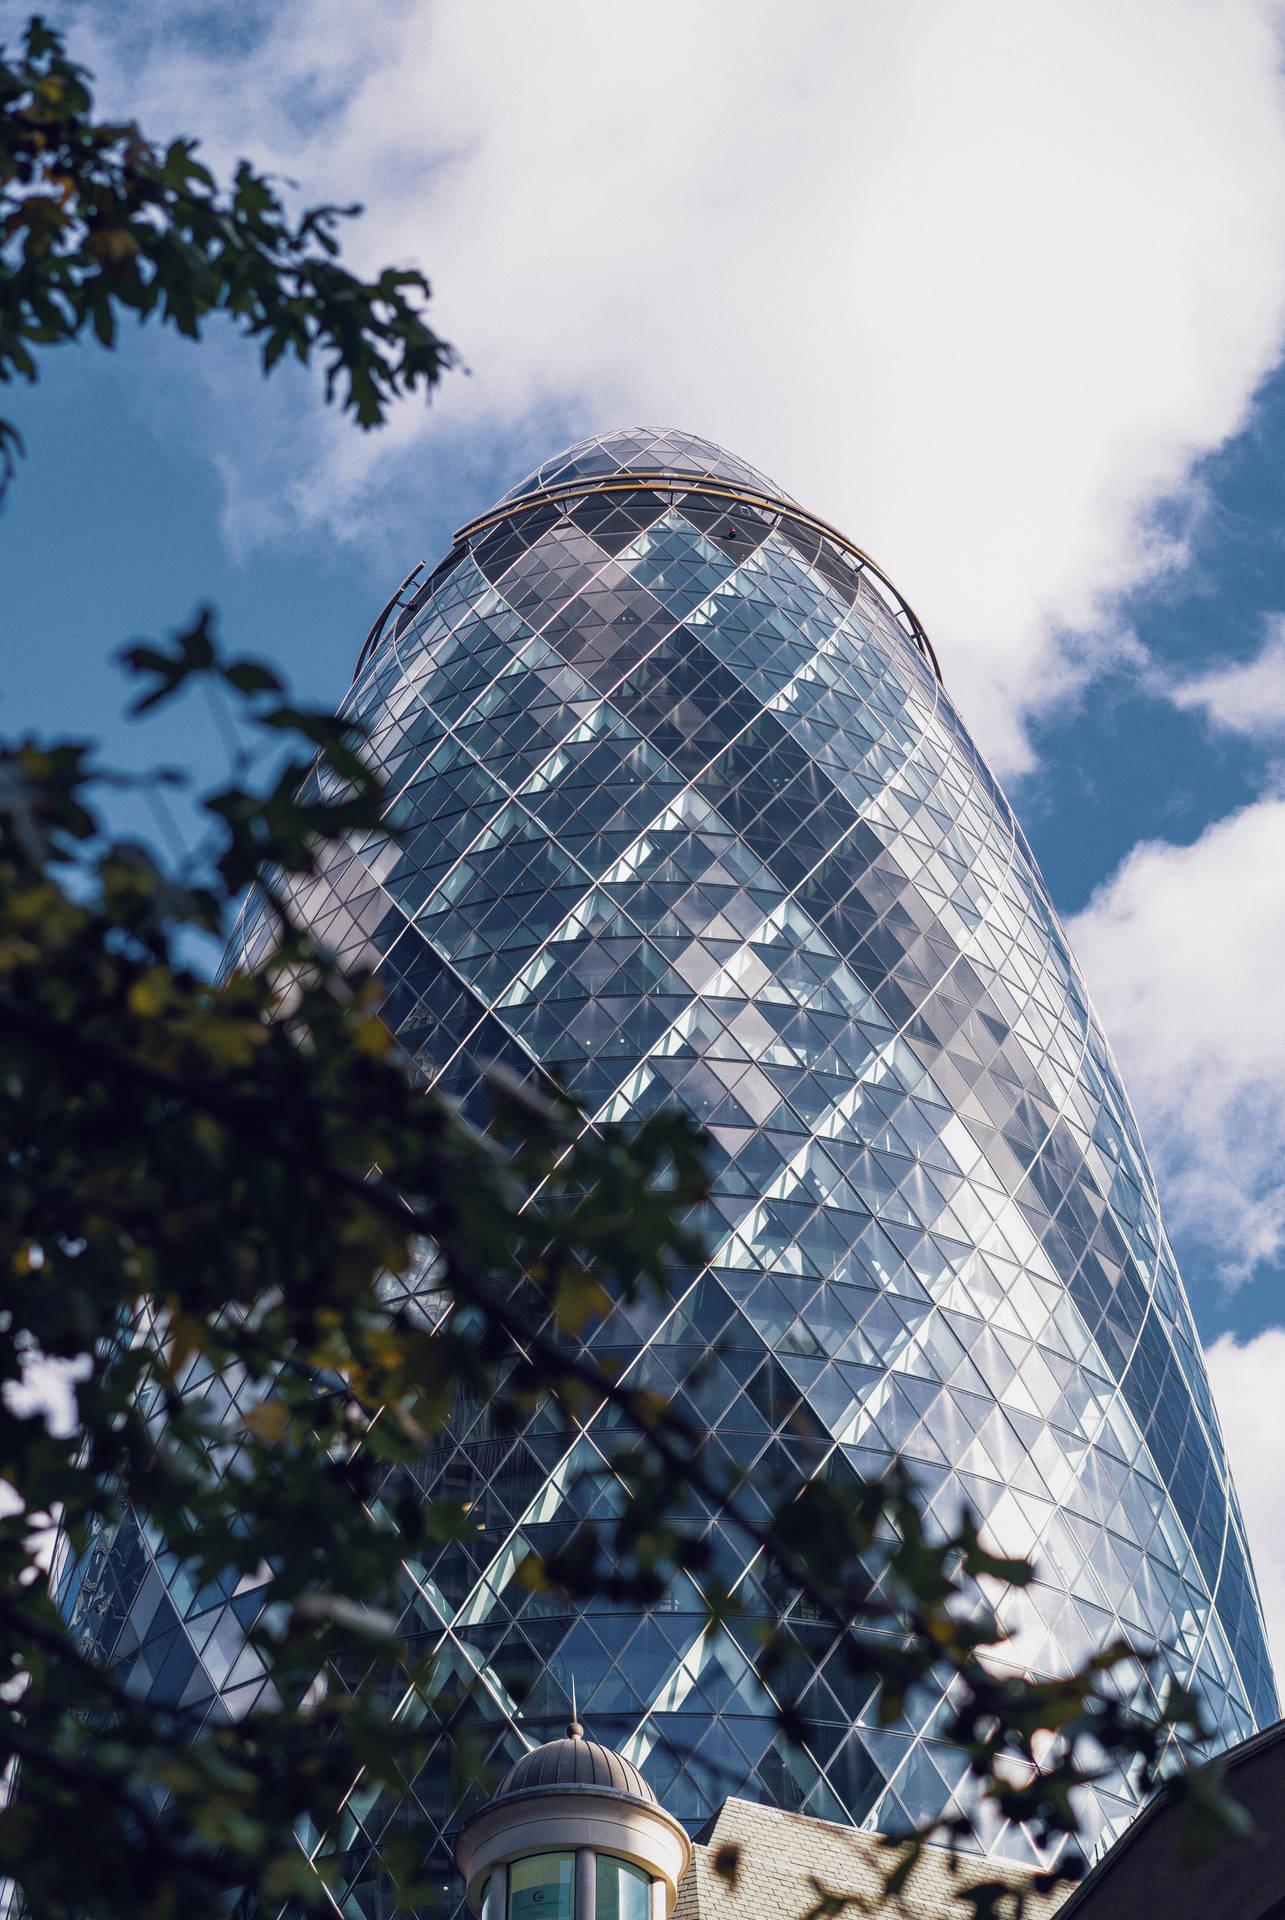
[453,1709,691,1920]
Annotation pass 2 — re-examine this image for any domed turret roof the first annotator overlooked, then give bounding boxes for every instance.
[499,427,792,507]
[455,1714,690,1912]
[494,1718,656,1803]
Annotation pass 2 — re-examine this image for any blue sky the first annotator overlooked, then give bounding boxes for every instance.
[5,0,1285,1655]
[1028,381,1285,914]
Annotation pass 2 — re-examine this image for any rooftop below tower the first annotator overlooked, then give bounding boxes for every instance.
[676,1800,1066,1920]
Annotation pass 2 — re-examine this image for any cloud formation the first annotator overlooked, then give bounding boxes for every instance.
[1206,1328,1285,1674]
[71,0,1285,769]
[1172,619,1285,735]
[1069,800,1285,1286]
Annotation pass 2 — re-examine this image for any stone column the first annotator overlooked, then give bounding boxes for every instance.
[576,1849,596,1920]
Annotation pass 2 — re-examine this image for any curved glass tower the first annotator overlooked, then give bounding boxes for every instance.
[63,429,1277,1902]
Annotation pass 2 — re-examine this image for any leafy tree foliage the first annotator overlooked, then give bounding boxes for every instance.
[0,16,1253,1920]
[0,15,452,496]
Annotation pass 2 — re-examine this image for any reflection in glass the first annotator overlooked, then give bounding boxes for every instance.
[596,1854,650,1920]
[509,1854,574,1920]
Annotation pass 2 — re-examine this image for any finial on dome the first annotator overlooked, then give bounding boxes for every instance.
[567,1676,583,1739]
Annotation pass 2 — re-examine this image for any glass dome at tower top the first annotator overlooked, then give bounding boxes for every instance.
[498,427,795,507]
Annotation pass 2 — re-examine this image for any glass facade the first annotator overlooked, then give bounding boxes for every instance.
[58,428,1277,1904]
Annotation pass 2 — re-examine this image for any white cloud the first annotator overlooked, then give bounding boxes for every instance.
[1205,1328,1285,1675]
[1068,799,1285,1285]
[66,0,1285,769]
[3,1349,91,1441]
[1172,618,1285,735]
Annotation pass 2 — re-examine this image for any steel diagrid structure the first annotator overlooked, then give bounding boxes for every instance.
[59,429,1278,1913]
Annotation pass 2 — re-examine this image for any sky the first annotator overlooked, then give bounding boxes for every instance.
[5,0,1285,1669]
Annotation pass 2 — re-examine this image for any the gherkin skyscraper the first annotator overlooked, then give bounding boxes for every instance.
[63,429,1276,1900]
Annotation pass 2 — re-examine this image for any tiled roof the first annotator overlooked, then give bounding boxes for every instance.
[675,1799,1066,1920]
